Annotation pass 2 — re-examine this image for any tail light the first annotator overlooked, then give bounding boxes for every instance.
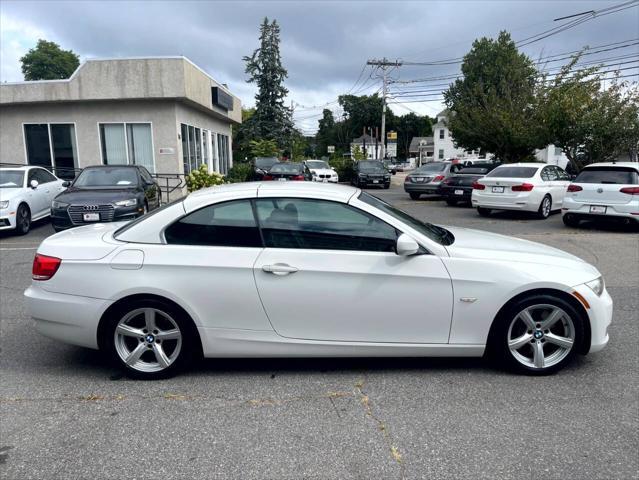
[432,175,445,182]
[291,175,305,181]
[32,254,61,281]
[511,183,534,192]
[262,175,273,181]
[472,181,485,190]
[620,186,639,195]
[567,184,583,192]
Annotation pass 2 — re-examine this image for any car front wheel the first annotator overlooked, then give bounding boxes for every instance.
[490,295,584,375]
[103,299,197,379]
[16,204,31,235]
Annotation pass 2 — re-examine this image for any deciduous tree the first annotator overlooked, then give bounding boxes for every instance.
[20,39,80,80]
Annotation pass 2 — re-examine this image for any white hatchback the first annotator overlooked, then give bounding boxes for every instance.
[0,166,67,234]
[471,163,571,219]
[562,162,639,227]
[25,182,611,379]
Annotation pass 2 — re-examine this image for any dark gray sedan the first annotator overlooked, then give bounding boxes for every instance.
[404,162,462,200]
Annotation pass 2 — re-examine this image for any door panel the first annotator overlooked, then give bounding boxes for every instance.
[254,249,453,343]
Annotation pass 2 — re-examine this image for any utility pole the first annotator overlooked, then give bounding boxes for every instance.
[366,58,402,160]
[290,100,295,161]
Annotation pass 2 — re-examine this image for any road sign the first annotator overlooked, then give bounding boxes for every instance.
[386,143,397,157]
[387,131,397,141]
[327,146,335,153]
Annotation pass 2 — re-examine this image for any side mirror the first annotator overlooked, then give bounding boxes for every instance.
[62,181,70,187]
[30,179,39,189]
[396,233,420,256]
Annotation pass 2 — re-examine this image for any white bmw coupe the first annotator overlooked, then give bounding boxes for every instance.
[25,182,612,379]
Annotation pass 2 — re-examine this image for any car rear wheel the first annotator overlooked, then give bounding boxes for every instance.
[103,299,197,379]
[538,195,552,219]
[477,207,491,217]
[16,204,31,235]
[409,193,420,200]
[445,198,457,206]
[490,295,584,375]
[562,213,580,228]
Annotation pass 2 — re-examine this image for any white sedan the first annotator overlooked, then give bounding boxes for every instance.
[562,162,639,227]
[0,166,67,234]
[305,160,339,183]
[472,163,571,218]
[25,182,611,379]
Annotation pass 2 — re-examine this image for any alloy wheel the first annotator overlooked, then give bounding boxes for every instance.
[507,304,575,369]
[114,308,182,373]
[17,206,30,234]
[540,197,551,218]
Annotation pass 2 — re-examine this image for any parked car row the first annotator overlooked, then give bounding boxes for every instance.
[404,160,639,226]
[0,165,161,235]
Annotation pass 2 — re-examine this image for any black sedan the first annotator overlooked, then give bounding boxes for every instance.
[263,162,313,181]
[439,164,499,206]
[351,160,391,189]
[50,165,161,231]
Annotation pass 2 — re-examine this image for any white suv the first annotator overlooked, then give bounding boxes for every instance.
[562,162,639,227]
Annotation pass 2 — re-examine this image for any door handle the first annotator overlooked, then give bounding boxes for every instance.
[262,264,299,275]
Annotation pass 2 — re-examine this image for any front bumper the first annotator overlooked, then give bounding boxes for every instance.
[25,283,113,349]
[51,204,142,231]
[357,177,391,187]
[313,177,339,183]
[572,282,613,354]
[0,209,16,230]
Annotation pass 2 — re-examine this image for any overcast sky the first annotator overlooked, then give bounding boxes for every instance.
[1,0,637,134]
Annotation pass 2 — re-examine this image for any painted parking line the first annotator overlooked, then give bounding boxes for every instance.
[0,247,38,251]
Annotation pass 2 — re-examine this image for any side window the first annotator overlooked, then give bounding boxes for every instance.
[554,166,569,181]
[35,168,57,184]
[255,198,397,252]
[164,199,262,247]
[540,167,556,181]
[27,169,38,185]
[139,167,154,184]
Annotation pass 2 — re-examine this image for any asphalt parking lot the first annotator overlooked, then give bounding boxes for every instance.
[1,183,638,480]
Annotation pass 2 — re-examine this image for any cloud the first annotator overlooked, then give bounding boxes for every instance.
[0,14,48,82]
[1,0,637,133]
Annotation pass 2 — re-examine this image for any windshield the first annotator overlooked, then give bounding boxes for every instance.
[413,163,447,174]
[358,192,454,246]
[486,166,538,178]
[306,160,329,169]
[576,167,638,185]
[270,163,303,174]
[73,167,139,187]
[0,171,24,188]
[255,157,279,169]
[458,167,489,175]
[359,161,385,172]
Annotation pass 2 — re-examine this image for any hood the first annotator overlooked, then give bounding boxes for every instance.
[0,187,27,202]
[54,186,141,204]
[444,225,593,268]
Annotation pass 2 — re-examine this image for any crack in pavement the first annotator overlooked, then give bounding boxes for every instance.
[354,379,406,480]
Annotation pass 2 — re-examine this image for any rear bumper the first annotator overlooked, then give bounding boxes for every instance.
[562,197,639,222]
[440,186,473,200]
[404,183,441,194]
[25,283,112,349]
[471,191,537,211]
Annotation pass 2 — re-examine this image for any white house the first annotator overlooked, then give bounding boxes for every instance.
[432,109,481,161]
[350,134,382,160]
[535,145,569,169]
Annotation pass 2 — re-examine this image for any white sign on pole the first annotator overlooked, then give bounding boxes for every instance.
[327,146,335,153]
[386,143,397,158]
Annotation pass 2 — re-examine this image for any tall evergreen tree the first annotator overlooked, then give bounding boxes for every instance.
[243,18,294,149]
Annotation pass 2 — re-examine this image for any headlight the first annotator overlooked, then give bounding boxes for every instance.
[358,173,366,178]
[0,200,9,209]
[585,276,604,296]
[114,199,138,207]
[51,200,69,209]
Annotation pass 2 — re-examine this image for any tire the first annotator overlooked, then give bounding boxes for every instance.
[445,198,457,206]
[477,207,491,217]
[384,183,390,189]
[102,298,198,380]
[538,195,552,219]
[488,294,584,375]
[409,193,420,200]
[562,213,580,228]
[16,204,31,235]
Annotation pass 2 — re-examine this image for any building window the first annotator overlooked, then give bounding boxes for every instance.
[439,129,445,139]
[99,123,154,173]
[24,123,78,179]
[438,149,444,159]
[217,134,230,175]
[181,123,216,175]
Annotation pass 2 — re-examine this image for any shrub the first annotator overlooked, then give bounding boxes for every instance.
[225,163,254,183]
[329,157,354,182]
[185,164,225,192]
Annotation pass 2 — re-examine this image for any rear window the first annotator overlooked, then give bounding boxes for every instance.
[459,167,488,174]
[414,163,447,173]
[270,163,303,174]
[486,166,538,178]
[576,167,638,185]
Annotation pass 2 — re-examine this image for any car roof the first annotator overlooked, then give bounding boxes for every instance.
[183,181,358,212]
[83,164,140,169]
[493,163,546,168]
[0,165,40,171]
[582,162,639,170]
